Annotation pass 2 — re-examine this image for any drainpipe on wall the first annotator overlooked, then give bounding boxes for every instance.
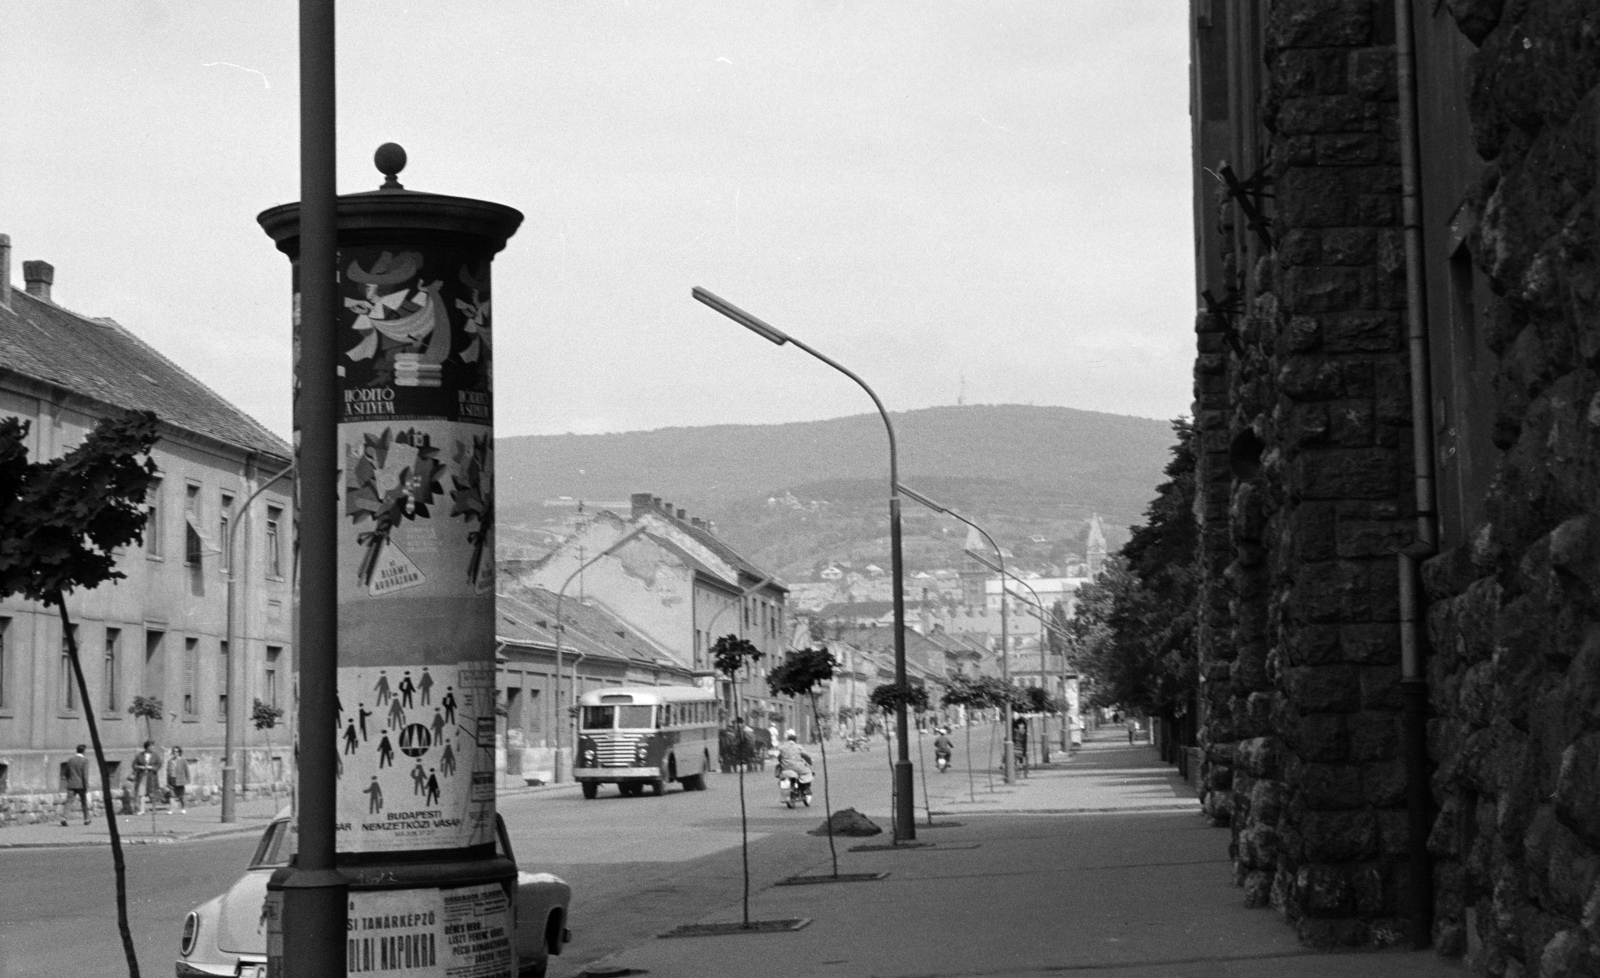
[1394,0,1438,949]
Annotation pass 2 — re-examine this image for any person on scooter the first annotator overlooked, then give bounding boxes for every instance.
[933,728,954,772]
[775,730,813,806]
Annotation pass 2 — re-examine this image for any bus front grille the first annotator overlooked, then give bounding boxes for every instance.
[590,732,643,767]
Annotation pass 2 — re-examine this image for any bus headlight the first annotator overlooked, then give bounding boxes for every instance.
[583,749,596,763]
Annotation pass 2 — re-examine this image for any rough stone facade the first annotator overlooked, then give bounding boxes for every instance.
[1189,0,1599,970]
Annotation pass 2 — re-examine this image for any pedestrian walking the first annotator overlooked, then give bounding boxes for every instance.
[440,739,456,777]
[1126,717,1138,744]
[358,703,373,741]
[377,732,395,768]
[364,776,384,814]
[388,695,406,729]
[425,769,441,806]
[373,669,391,706]
[441,687,456,726]
[399,671,416,708]
[344,720,360,754]
[166,746,191,813]
[131,741,160,815]
[418,666,434,705]
[62,744,91,826]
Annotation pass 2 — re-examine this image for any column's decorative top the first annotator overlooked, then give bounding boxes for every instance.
[375,142,406,190]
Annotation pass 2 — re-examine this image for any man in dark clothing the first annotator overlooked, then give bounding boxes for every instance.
[63,745,91,825]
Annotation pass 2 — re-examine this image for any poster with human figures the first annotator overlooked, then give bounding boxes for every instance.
[335,661,498,852]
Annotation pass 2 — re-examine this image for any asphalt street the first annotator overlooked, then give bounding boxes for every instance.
[0,734,926,978]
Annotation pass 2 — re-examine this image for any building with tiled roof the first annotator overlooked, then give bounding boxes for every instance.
[0,244,294,811]
[508,495,799,736]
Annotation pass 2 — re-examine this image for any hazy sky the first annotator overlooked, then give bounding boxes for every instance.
[3,1,1195,440]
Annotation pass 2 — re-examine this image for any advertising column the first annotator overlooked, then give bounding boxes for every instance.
[261,145,523,978]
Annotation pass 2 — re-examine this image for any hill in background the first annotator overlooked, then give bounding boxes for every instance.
[497,404,1178,581]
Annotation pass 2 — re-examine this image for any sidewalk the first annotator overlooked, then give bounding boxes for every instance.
[0,778,579,849]
[575,730,1464,978]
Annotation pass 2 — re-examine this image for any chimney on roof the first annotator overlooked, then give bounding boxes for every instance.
[691,517,704,529]
[0,235,9,308]
[631,492,653,519]
[651,496,663,512]
[676,508,686,520]
[22,259,51,303]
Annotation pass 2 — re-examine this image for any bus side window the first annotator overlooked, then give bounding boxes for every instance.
[662,705,673,728]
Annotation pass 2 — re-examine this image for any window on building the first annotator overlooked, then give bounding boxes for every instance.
[0,617,9,709]
[104,628,121,712]
[183,637,198,715]
[185,484,202,565]
[218,640,229,721]
[60,624,79,711]
[266,505,283,578]
[145,477,164,557]
[265,645,281,709]
[219,492,234,574]
[144,629,164,704]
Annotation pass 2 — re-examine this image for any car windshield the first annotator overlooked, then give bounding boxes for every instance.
[248,820,297,869]
[581,706,614,729]
[616,705,654,729]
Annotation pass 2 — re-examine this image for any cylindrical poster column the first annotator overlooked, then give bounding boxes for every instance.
[260,144,523,977]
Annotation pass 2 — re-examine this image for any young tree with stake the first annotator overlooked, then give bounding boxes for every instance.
[711,633,763,928]
[0,411,160,978]
[767,646,842,876]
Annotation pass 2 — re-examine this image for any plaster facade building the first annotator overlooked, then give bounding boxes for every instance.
[508,493,795,733]
[1187,1,1599,970]
[0,247,294,821]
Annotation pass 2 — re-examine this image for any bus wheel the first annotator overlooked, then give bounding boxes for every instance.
[651,780,664,796]
[580,782,598,800]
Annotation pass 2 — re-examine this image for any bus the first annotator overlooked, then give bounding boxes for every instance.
[574,685,719,799]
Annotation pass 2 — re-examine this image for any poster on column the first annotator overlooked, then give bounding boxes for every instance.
[345,883,513,978]
[332,241,499,853]
[334,419,496,852]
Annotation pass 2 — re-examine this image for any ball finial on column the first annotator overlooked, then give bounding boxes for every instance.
[375,143,407,190]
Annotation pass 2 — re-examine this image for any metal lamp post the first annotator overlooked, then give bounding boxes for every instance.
[221,460,294,823]
[962,547,1080,757]
[703,574,775,720]
[691,287,915,841]
[897,484,1014,785]
[553,525,647,778]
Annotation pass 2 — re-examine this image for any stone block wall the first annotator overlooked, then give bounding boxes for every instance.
[1192,0,1600,969]
[1194,0,1417,948]
[1415,3,1600,974]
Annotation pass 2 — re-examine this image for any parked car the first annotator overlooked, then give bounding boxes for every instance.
[176,810,570,978]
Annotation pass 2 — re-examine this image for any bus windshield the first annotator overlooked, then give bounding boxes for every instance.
[617,705,655,729]
[581,706,614,730]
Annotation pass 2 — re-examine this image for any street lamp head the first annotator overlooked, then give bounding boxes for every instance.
[691,287,790,346]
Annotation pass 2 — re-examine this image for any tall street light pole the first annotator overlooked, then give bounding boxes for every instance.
[963,548,1079,758]
[692,287,915,841]
[896,484,1014,785]
[704,574,775,718]
[272,3,345,970]
[555,525,647,778]
[222,459,294,823]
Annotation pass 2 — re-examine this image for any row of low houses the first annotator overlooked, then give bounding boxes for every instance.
[0,245,295,820]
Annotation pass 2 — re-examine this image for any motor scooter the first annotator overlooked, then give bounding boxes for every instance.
[779,769,814,808]
[935,749,952,773]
